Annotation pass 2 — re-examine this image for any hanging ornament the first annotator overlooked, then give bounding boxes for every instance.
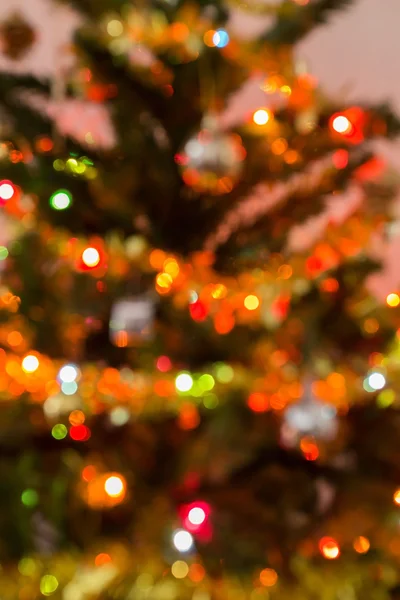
[176,116,246,195]
[0,13,36,60]
[282,377,338,444]
[109,293,155,347]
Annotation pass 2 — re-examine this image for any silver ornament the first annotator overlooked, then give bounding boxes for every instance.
[177,116,245,195]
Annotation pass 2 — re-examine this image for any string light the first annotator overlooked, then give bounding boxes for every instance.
[82,247,101,268]
[0,180,15,203]
[21,354,39,373]
[175,373,193,392]
[319,537,340,559]
[244,295,260,310]
[331,115,352,135]
[212,29,229,48]
[387,293,400,307]
[172,529,194,552]
[50,189,72,211]
[353,536,370,554]
[58,364,79,383]
[104,474,125,498]
[253,109,270,126]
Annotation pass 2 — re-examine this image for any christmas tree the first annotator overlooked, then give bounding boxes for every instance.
[1,0,400,597]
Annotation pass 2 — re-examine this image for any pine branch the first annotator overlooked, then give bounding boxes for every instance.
[264,0,355,45]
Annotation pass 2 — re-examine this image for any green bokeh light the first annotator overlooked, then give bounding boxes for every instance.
[21,489,39,507]
[50,189,72,211]
[0,246,8,261]
[52,423,68,440]
[40,574,59,596]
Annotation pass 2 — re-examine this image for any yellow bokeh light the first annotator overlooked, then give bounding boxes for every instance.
[353,536,370,554]
[104,474,125,498]
[156,272,173,289]
[253,109,271,126]
[22,354,39,374]
[393,489,400,505]
[163,258,180,279]
[332,115,352,134]
[244,295,260,310]
[387,293,400,307]
[171,560,189,579]
[82,247,100,267]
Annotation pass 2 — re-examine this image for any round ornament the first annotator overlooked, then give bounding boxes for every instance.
[177,117,246,195]
[0,13,36,60]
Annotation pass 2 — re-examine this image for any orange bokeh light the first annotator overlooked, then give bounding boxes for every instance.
[319,537,340,559]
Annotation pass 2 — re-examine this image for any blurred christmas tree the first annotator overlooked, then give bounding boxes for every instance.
[1,0,400,598]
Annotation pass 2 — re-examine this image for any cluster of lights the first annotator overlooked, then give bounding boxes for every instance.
[53,155,97,179]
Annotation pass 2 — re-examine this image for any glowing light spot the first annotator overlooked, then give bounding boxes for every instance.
[52,424,68,440]
[253,109,270,126]
[188,507,206,526]
[173,529,194,552]
[70,424,91,441]
[387,293,400,307]
[176,373,193,392]
[82,247,100,268]
[215,363,234,383]
[260,568,278,587]
[171,560,189,579]
[104,475,125,498]
[203,30,216,47]
[95,553,112,566]
[198,374,215,391]
[7,331,22,346]
[69,410,85,426]
[366,371,386,391]
[156,355,172,372]
[213,29,229,48]
[0,180,15,201]
[319,537,340,559]
[244,295,260,310]
[58,364,79,383]
[61,381,78,395]
[332,115,352,134]
[247,392,269,413]
[50,189,72,211]
[110,406,130,426]
[156,272,173,289]
[394,489,400,505]
[0,246,9,261]
[107,19,124,37]
[353,536,370,554]
[82,465,96,482]
[40,575,59,596]
[22,354,39,374]
[21,488,38,507]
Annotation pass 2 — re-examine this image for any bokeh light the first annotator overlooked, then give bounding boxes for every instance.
[104,474,125,498]
[332,115,352,134]
[40,575,59,596]
[0,180,15,202]
[393,488,400,505]
[173,529,194,552]
[353,536,370,554]
[212,29,229,48]
[253,109,270,126]
[52,424,68,440]
[58,364,79,383]
[188,506,206,526]
[22,354,39,374]
[244,295,260,310]
[319,537,340,559]
[260,568,278,587]
[171,560,189,579]
[176,373,193,392]
[82,247,101,268]
[50,189,72,211]
[387,293,400,307]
